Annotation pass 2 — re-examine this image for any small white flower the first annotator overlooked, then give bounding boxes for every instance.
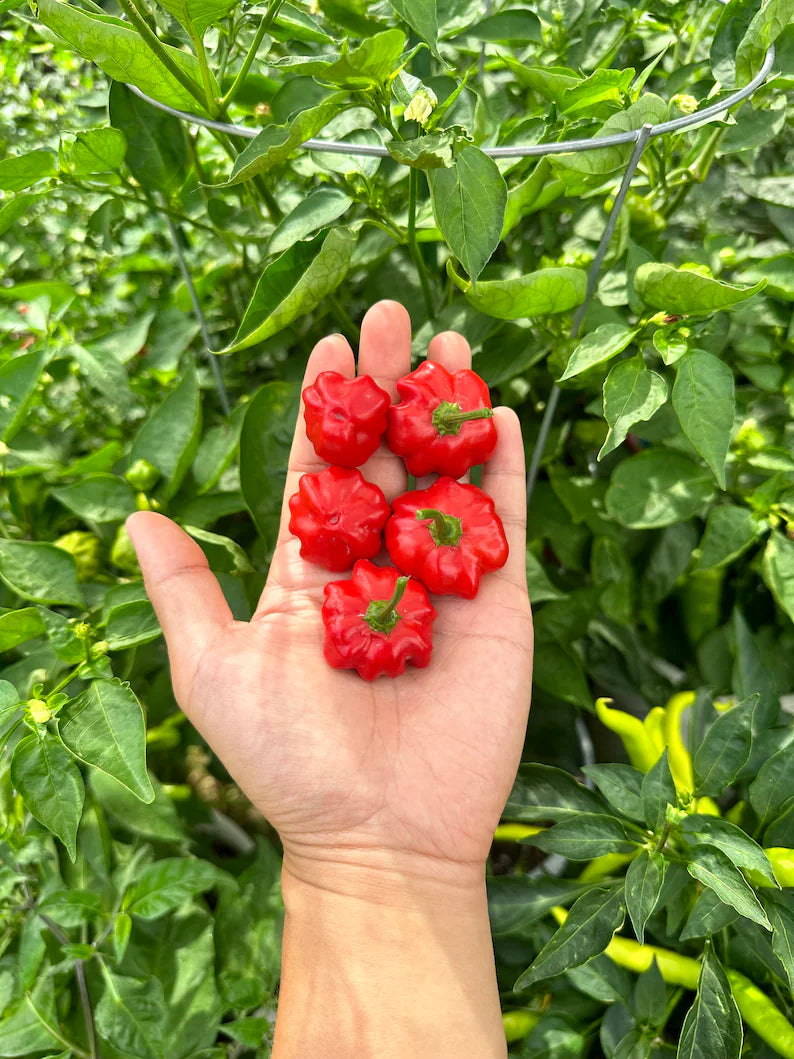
[404,87,438,127]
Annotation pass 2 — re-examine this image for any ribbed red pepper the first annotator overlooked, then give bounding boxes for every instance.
[386,360,497,479]
[288,466,390,572]
[385,477,508,598]
[303,370,391,468]
[322,560,437,680]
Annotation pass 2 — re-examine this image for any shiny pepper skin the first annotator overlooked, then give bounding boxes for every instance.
[385,477,508,598]
[386,360,497,479]
[303,371,391,468]
[322,560,437,680]
[288,466,390,572]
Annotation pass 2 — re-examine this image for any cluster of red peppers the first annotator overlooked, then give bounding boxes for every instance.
[288,361,508,680]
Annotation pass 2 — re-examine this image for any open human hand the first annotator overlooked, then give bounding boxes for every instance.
[127,299,533,892]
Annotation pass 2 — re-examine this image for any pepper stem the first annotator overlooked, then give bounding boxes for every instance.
[415,508,463,547]
[364,576,410,635]
[431,399,494,437]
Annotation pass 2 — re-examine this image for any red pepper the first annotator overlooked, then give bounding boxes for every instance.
[386,360,497,479]
[385,477,508,598]
[303,371,391,468]
[288,466,390,571]
[322,560,437,680]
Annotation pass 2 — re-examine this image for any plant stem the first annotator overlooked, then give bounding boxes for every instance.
[189,27,220,118]
[327,294,361,344]
[116,0,207,113]
[221,0,287,109]
[654,820,671,853]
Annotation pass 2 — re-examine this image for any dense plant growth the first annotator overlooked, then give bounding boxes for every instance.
[1,0,794,1055]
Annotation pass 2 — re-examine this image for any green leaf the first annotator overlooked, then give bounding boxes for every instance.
[448,262,586,318]
[530,814,637,861]
[385,2,437,57]
[105,600,161,650]
[710,0,757,85]
[625,851,668,945]
[582,763,645,822]
[0,192,44,237]
[735,0,794,85]
[634,263,765,314]
[635,958,667,1029]
[487,875,592,936]
[59,680,154,802]
[10,733,84,861]
[214,95,353,186]
[183,526,253,575]
[51,474,137,524]
[219,227,357,354]
[731,609,777,727]
[696,506,763,569]
[0,607,46,653]
[764,801,794,848]
[268,187,353,254]
[428,145,506,288]
[130,364,202,499]
[95,973,166,1059]
[0,539,83,607]
[38,888,103,927]
[560,68,635,116]
[0,351,47,442]
[60,127,126,176]
[762,530,794,625]
[763,891,794,993]
[641,749,677,832]
[90,770,184,843]
[525,551,566,602]
[677,950,742,1059]
[37,0,212,113]
[682,815,777,887]
[125,857,228,918]
[514,886,626,988]
[693,695,757,798]
[0,149,55,192]
[0,982,62,1056]
[388,126,472,169]
[559,323,638,382]
[552,95,668,182]
[566,953,633,1004]
[599,357,668,459]
[155,0,239,36]
[605,450,714,529]
[749,744,794,827]
[680,888,738,940]
[672,351,735,488]
[458,8,540,43]
[108,81,188,196]
[505,763,608,822]
[240,381,301,550]
[686,845,770,929]
[190,404,245,494]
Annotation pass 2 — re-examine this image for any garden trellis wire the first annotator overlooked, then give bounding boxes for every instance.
[127,18,777,505]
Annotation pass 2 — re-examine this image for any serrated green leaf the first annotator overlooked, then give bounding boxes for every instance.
[634,263,765,314]
[598,357,668,459]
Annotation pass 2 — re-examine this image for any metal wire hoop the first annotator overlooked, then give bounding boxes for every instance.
[128,42,775,158]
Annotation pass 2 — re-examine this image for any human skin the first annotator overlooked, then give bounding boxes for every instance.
[126,299,534,1058]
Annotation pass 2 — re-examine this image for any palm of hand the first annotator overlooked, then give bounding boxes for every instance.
[129,301,533,879]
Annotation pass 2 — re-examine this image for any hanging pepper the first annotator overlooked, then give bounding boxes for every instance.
[322,560,437,680]
[385,477,508,598]
[288,466,390,572]
[302,371,391,468]
[386,360,497,479]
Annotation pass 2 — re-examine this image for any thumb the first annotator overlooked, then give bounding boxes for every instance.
[126,512,233,700]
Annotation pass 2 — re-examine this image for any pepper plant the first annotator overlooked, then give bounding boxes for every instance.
[1,0,794,1055]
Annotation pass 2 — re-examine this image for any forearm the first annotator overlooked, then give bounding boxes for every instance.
[272,852,507,1059]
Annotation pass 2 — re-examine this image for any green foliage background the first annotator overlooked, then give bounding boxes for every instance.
[1,0,794,1055]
